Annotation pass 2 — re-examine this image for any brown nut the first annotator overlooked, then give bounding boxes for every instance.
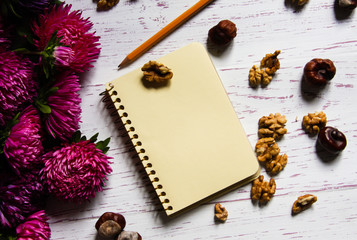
[291,0,309,6]
[117,231,142,240]
[292,194,317,215]
[303,58,336,86]
[141,61,173,83]
[338,0,357,9]
[95,212,126,238]
[214,203,228,222]
[208,20,237,45]
[251,175,276,204]
[317,126,347,154]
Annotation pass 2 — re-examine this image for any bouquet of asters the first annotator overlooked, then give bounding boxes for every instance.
[0,1,112,239]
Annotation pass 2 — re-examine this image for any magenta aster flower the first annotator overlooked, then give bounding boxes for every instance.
[0,50,38,127]
[53,46,75,68]
[0,174,43,229]
[32,4,101,73]
[44,71,81,141]
[3,105,44,175]
[41,139,112,202]
[16,210,51,240]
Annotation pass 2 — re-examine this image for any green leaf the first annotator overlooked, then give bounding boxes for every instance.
[89,133,99,143]
[47,87,59,96]
[96,137,111,153]
[35,101,51,114]
[72,130,82,143]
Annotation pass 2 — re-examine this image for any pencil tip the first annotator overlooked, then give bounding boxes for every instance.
[118,57,130,69]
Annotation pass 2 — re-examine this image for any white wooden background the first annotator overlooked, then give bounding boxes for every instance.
[47,0,357,239]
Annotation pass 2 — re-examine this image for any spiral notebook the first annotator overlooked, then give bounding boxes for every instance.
[105,42,260,217]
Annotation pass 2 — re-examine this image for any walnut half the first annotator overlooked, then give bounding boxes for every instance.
[214,203,228,222]
[251,175,276,204]
[141,61,173,83]
[302,111,327,135]
[292,194,317,215]
[255,137,280,163]
[96,0,119,11]
[258,113,287,140]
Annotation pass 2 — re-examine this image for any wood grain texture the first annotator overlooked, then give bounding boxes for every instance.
[48,0,357,239]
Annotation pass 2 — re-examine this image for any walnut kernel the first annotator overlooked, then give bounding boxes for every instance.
[255,137,280,163]
[97,0,119,10]
[251,175,276,204]
[292,194,317,215]
[214,203,228,222]
[249,65,263,87]
[260,50,281,76]
[265,153,288,175]
[141,61,173,83]
[302,111,327,135]
[258,113,287,140]
[261,70,273,86]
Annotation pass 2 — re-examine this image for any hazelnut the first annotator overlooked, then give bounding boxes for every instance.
[117,231,142,240]
[95,212,126,238]
[317,126,347,154]
[338,0,357,9]
[303,58,336,86]
[208,20,237,45]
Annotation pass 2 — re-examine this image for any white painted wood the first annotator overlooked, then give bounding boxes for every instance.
[48,0,357,239]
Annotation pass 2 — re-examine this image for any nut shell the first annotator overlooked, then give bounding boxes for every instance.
[117,231,142,240]
[208,20,237,45]
[95,212,126,238]
[303,58,336,86]
[317,126,347,154]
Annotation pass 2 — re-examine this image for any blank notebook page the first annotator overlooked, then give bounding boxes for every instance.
[106,42,260,216]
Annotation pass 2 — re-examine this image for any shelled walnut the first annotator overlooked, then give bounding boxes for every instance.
[258,113,287,140]
[141,61,173,83]
[251,175,276,204]
[249,50,281,87]
[265,153,288,175]
[96,0,119,10]
[261,70,273,86]
[249,65,263,87]
[214,203,228,222]
[260,50,281,76]
[255,137,280,163]
[302,111,327,135]
[292,194,317,215]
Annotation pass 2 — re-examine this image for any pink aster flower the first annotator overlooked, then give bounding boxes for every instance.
[44,71,81,141]
[16,210,51,240]
[53,46,75,68]
[0,50,38,127]
[3,105,44,176]
[32,4,101,73]
[41,140,112,202]
[0,174,43,229]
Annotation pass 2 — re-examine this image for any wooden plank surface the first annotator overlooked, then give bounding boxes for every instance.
[48,0,357,239]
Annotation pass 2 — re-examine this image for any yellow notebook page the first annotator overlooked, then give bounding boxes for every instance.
[106,42,260,216]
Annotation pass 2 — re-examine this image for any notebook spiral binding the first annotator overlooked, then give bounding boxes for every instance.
[101,83,173,212]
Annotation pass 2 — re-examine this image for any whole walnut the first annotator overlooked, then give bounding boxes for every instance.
[208,20,237,45]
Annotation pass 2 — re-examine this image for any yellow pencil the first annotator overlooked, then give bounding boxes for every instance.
[118,0,215,69]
